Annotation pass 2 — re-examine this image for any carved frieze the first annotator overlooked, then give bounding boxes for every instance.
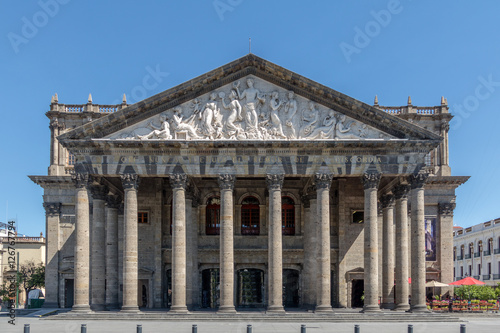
[43,202,61,216]
[106,76,393,142]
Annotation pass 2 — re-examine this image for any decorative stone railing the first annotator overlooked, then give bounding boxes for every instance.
[50,102,126,113]
[377,105,448,115]
[13,237,45,242]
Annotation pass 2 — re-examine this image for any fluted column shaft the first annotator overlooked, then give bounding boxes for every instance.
[380,195,395,309]
[410,173,429,312]
[362,173,381,312]
[170,173,188,313]
[218,174,236,313]
[72,173,91,312]
[121,174,140,312]
[105,195,121,309]
[267,174,285,313]
[315,174,333,312]
[394,184,410,311]
[43,202,61,308]
[90,182,108,311]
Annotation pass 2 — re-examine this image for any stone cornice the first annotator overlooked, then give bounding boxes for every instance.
[58,54,442,144]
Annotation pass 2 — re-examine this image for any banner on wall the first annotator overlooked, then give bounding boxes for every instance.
[425,217,437,261]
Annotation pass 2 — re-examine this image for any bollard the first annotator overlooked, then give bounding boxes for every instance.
[192,324,197,333]
[408,324,413,333]
[301,324,306,333]
[24,324,30,333]
[81,324,87,333]
[247,324,252,333]
[354,324,360,333]
[460,324,466,333]
[137,324,142,333]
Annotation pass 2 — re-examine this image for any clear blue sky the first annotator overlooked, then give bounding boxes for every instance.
[1,0,499,235]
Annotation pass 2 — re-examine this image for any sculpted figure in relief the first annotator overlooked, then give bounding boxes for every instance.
[335,114,358,140]
[283,91,298,139]
[269,91,286,138]
[198,93,223,139]
[233,79,265,134]
[299,102,319,138]
[220,90,244,139]
[171,107,201,139]
[138,113,172,140]
[308,110,337,139]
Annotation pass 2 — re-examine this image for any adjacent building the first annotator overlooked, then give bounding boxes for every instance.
[453,218,500,286]
[30,55,468,313]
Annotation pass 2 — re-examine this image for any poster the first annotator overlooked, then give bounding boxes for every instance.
[425,217,437,261]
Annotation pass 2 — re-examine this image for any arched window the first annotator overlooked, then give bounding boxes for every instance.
[206,197,220,235]
[282,196,295,235]
[241,196,260,235]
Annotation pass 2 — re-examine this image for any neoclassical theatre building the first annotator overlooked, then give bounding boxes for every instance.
[30,55,468,313]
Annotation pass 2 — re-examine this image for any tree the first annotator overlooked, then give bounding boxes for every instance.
[455,285,496,300]
[15,261,45,307]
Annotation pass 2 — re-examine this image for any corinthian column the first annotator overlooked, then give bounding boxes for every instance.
[410,172,429,312]
[43,202,61,308]
[105,194,121,309]
[121,173,140,312]
[169,173,189,313]
[89,181,108,311]
[439,201,456,296]
[394,184,410,311]
[71,173,91,312]
[362,172,381,312]
[315,173,333,313]
[217,174,236,313]
[380,194,395,309]
[266,174,285,313]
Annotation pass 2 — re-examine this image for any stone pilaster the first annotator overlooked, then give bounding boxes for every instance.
[121,173,140,312]
[362,172,381,312]
[410,172,429,312]
[169,173,189,313]
[393,184,410,311]
[71,172,92,312]
[89,181,108,311]
[314,173,333,313]
[266,174,285,313]
[105,194,121,309]
[43,202,61,308]
[439,201,456,296]
[380,194,395,309]
[217,174,236,313]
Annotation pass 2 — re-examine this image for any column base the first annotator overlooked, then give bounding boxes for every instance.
[217,306,237,314]
[315,305,333,313]
[120,305,140,313]
[71,304,92,313]
[266,305,285,314]
[380,302,395,310]
[410,304,429,313]
[170,305,189,314]
[362,304,381,313]
[394,303,410,311]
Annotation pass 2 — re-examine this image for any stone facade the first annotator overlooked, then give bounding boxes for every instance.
[30,55,468,312]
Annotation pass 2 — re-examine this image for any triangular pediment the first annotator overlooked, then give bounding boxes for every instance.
[58,54,441,145]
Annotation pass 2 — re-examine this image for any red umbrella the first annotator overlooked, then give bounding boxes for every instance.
[449,277,485,286]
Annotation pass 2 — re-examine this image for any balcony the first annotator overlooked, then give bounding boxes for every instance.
[473,275,480,280]
[494,248,500,254]
[493,274,500,280]
[456,255,463,260]
[484,250,491,256]
[483,274,491,280]
[474,252,481,258]
[465,254,471,259]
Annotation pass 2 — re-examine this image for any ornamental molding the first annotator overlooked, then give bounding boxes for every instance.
[266,174,284,191]
[362,172,381,190]
[121,173,140,190]
[218,174,236,191]
[43,202,61,216]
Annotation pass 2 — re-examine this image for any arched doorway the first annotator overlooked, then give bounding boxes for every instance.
[283,269,299,307]
[351,279,364,308]
[201,268,220,309]
[237,268,264,307]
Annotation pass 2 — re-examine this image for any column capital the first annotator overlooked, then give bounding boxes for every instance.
[121,173,140,190]
[410,172,429,189]
[380,194,394,209]
[218,174,236,190]
[43,202,61,216]
[315,173,333,190]
[89,184,109,200]
[438,202,456,217]
[72,172,89,189]
[393,184,410,200]
[169,173,188,190]
[106,194,122,209]
[266,174,284,191]
[362,172,381,190]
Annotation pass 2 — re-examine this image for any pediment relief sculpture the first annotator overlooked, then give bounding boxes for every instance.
[107,76,393,141]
